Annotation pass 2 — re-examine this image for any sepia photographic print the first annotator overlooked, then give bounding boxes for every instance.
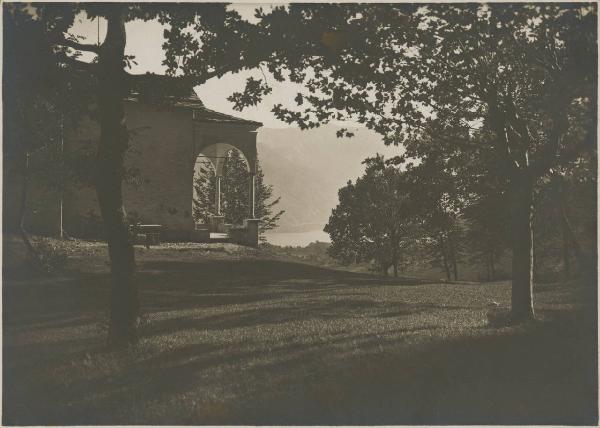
[2,1,598,425]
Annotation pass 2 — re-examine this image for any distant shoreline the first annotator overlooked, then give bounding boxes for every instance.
[264,229,331,247]
[269,223,326,233]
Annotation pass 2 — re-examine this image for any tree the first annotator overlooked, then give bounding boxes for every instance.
[3,4,95,257]
[221,150,250,225]
[253,162,286,240]
[400,156,467,282]
[193,149,284,241]
[553,158,597,280]
[463,193,509,281]
[192,158,217,225]
[325,156,416,277]
[533,157,597,281]
[227,3,596,321]
[420,205,464,282]
[323,181,367,266]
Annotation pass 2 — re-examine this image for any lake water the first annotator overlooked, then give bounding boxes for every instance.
[264,230,331,247]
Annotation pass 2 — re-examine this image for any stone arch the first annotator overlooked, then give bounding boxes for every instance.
[196,142,256,176]
[192,142,258,228]
[190,116,261,243]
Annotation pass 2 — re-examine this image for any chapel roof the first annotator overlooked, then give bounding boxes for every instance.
[127,75,262,127]
[192,104,262,126]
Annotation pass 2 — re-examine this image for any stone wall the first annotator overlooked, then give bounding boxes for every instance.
[62,101,196,240]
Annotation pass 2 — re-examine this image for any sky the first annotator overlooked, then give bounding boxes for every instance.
[69,5,321,128]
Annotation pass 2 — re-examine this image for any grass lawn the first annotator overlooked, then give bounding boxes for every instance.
[3,237,597,425]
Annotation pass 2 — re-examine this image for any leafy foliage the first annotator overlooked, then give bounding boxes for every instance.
[463,193,510,281]
[226,4,596,161]
[325,156,418,276]
[216,4,596,317]
[33,238,69,272]
[192,158,217,224]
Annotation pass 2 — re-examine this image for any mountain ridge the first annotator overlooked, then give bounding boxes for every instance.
[256,125,402,233]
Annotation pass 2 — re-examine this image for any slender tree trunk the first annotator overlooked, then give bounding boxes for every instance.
[391,233,398,278]
[447,232,458,281]
[559,197,594,279]
[561,216,571,278]
[18,151,38,259]
[451,247,458,281]
[490,250,496,281]
[439,233,451,281]
[557,178,593,279]
[96,8,138,347]
[509,174,535,322]
[59,114,65,239]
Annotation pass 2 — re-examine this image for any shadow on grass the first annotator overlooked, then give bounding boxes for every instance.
[135,259,428,314]
[3,257,597,425]
[139,259,426,287]
[232,310,598,425]
[8,308,595,425]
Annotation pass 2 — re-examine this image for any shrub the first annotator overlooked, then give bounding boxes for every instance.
[33,238,68,272]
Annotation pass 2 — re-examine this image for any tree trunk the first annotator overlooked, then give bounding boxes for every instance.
[18,151,38,260]
[559,196,595,280]
[561,215,571,278]
[59,114,65,239]
[451,247,458,281]
[447,232,458,281]
[391,233,398,278]
[557,178,594,280]
[490,250,496,281]
[509,175,535,322]
[96,8,138,347]
[439,233,451,281]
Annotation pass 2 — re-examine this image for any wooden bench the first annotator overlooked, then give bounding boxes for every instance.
[129,224,163,247]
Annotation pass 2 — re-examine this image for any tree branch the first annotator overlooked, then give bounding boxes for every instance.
[54,37,100,54]
[196,65,244,84]
[528,125,596,179]
[59,55,96,73]
[125,71,195,87]
[528,93,596,178]
[485,87,521,175]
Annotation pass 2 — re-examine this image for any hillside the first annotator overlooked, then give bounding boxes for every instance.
[257,125,401,232]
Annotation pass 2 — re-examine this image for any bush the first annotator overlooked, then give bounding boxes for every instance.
[33,238,68,272]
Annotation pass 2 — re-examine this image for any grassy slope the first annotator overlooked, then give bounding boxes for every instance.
[261,241,515,282]
[3,238,597,425]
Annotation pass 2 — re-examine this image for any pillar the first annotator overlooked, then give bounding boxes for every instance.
[244,219,260,248]
[215,175,222,215]
[248,173,256,219]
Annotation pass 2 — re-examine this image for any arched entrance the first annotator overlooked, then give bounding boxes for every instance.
[189,103,262,246]
[191,142,259,246]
